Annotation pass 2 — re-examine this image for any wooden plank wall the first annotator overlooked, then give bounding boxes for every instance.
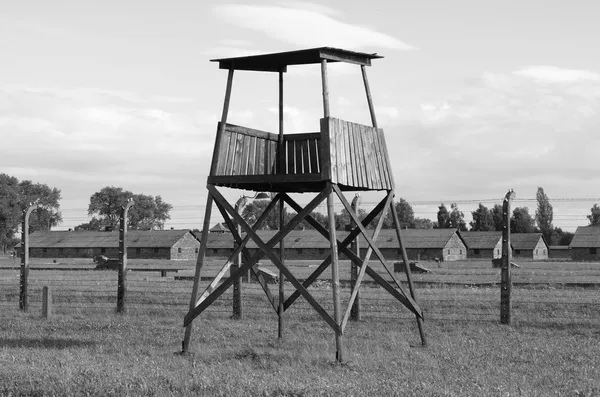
[322,118,394,190]
[213,123,278,176]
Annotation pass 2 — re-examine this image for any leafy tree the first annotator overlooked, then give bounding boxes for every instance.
[511,207,536,233]
[84,186,172,230]
[336,207,368,230]
[470,203,495,231]
[535,187,553,243]
[435,203,451,228]
[588,204,600,226]
[19,180,63,233]
[0,174,62,251]
[74,217,104,231]
[370,198,414,229]
[550,227,574,246]
[413,217,433,229]
[240,199,300,230]
[449,203,467,231]
[491,204,504,231]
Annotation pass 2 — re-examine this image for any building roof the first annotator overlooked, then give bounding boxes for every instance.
[570,226,600,248]
[459,231,502,249]
[211,47,383,72]
[549,245,570,250]
[204,228,461,250]
[209,223,230,233]
[510,233,547,250]
[18,230,194,248]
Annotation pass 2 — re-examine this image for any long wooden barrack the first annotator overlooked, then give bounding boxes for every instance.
[183,47,426,362]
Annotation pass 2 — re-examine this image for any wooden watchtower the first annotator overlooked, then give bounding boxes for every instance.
[183,47,425,361]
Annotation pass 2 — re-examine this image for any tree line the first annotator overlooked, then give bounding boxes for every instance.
[238,187,575,246]
[0,173,173,252]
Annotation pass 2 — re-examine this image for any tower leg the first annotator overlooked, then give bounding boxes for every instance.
[182,193,214,353]
[278,195,285,339]
[390,197,427,346]
[327,184,344,362]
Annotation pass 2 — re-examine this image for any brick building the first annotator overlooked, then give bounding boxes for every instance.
[204,228,467,262]
[570,226,600,261]
[18,229,200,260]
[459,231,503,259]
[510,233,548,260]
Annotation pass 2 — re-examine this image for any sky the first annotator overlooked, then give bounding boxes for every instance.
[1,0,599,232]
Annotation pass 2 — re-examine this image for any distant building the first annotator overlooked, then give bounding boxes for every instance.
[459,231,503,259]
[209,223,230,233]
[17,230,200,260]
[548,245,571,259]
[510,233,549,260]
[203,228,467,262]
[569,226,600,261]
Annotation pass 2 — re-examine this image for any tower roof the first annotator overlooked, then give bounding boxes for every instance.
[211,47,383,72]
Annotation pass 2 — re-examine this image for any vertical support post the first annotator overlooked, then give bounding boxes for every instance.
[327,184,344,362]
[390,195,427,346]
[209,68,235,176]
[361,65,378,129]
[42,286,52,318]
[232,197,245,319]
[183,194,214,352]
[117,199,133,313]
[501,189,515,325]
[350,194,361,321]
[321,59,330,118]
[278,197,285,338]
[277,69,285,174]
[19,204,35,312]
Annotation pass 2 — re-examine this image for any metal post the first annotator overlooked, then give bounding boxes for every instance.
[19,204,35,312]
[117,199,133,313]
[350,194,361,321]
[501,189,515,324]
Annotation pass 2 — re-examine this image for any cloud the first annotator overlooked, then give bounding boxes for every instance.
[213,4,414,51]
[393,65,600,205]
[514,66,600,84]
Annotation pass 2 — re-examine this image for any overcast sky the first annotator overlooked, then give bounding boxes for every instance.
[1,0,599,231]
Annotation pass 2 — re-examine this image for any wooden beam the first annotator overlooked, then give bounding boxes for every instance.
[182,192,214,352]
[501,189,516,325]
[333,185,422,316]
[326,183,344,361]
[361,65,378,129]
[210,68,235,176]
[390,195,427,345]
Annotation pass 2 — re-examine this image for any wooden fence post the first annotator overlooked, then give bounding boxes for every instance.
[19,204,35,312]
[117,199,134,313]
[350,194,361,321]
[42,286,52,318]
[501,189,515,325]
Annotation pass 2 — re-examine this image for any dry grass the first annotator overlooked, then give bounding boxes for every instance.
[1,258,600,396]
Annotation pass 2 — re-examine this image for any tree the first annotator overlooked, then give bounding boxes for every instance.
[535,187,553,243]
[449,203,467,231]
[84,186,172,230]
[551,227,574,246]
[370,198,414,229]
[470,203,495,231]
[413,217,433,229]
[588,204,600,226]
[435,203,451,228]
[0,174,63,251]
[336,207,368,230]
[19,180,62,233]
[511,207,536,233]
[240,200,299,230]
[491,204,504,231]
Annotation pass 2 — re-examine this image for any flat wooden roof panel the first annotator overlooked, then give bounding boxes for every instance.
[211,47,383,72]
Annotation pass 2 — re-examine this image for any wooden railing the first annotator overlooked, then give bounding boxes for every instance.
[210,119,394,191]
[212,123,278,176]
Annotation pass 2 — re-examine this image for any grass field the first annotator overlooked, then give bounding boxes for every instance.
[1,258,600,396]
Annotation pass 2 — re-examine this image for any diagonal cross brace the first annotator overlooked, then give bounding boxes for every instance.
[340,190,393,333]
[333,185,421,315]
[193,192,280,310]
[184,185,337,331]
[215,197,279,312]
[282,192,389,311]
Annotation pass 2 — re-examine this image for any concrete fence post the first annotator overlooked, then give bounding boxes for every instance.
[117,199,134,313]
[42,286,52,318]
